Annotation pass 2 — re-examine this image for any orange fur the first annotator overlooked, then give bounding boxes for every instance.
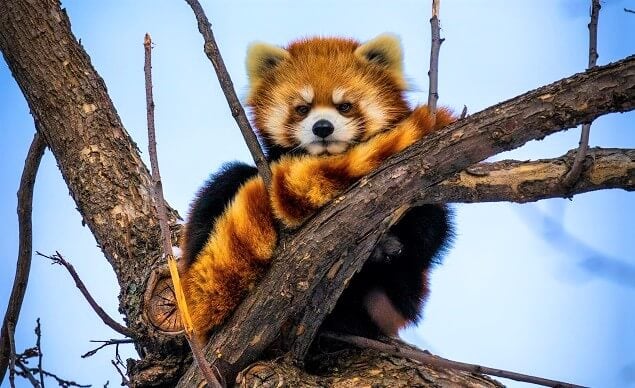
[179,35,456,339]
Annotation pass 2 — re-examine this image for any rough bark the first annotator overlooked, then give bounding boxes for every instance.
[0,0,633,386]
[0,0,189,382]
[432,147,635,203]
[237,347,504,388]
[178,56,635,386]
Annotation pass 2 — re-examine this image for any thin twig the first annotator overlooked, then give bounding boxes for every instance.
[35,319,44,387]
[9,320,90,387]
[14,360,40,387]
[427,0,443,114]
[35,251,133,338]
[184,0,272,188]
[625,8,635,14]
[111,360,129,387]
[7,322,16,388]
[81,339,134,359]
[460,105,468,119]
[39,369,90,387]
[562,0,600,187]
[144,33,223,388]
[322,332,588,388]
[0,131,46,385]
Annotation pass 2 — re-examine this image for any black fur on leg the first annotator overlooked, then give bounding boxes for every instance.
[181,162,258,266]
[322,204,454,338]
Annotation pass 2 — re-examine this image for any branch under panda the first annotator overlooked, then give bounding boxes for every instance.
[284,148,635,362]
[321,332,587,388]
[176,56,635,386]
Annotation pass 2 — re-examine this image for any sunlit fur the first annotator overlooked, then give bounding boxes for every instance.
[179,35,455,340]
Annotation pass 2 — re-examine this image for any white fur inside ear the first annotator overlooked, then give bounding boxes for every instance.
[246,42,290,83]
[354,33,403,74]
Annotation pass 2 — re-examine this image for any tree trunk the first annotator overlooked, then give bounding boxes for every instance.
[0,0,189,382]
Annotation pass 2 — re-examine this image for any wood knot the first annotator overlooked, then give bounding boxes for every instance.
[237,362,285,388]
[143,265,184,334]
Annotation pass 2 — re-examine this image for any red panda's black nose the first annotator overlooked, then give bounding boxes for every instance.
[312,119,334,138]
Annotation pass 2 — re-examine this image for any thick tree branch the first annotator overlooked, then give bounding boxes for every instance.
[0,131,46,384]
[177,56,635,386]
[433,147,635,203]
[237,346,504,388]
[323,333,586,388]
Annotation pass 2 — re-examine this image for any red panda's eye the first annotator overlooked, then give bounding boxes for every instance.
[336,103,352,113]
[295,105,310,115]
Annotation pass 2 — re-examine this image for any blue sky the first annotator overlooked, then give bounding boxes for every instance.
[1,1,634,387]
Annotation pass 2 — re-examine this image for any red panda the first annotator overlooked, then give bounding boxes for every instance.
[179,34,455,341]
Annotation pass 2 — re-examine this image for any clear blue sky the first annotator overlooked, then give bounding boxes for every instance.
[1,1,634,387]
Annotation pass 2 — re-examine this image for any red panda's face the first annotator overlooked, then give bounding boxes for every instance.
[246,35,410,157]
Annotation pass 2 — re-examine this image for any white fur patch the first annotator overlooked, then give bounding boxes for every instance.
[359,98,387,134]
[297,107,357,155]
[332,87,346,104]
[363,289,406,337]
[299,85,314,103]
[264,104,292,146]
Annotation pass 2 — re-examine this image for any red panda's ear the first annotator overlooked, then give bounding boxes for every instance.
[246,42,290,85]
[355,34,405,87]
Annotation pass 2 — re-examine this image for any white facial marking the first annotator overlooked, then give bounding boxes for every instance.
[332,87,346,104]
[359,98,387,134]
[264,104,292,146]
[296,107,358,155]
[299,85,314,104]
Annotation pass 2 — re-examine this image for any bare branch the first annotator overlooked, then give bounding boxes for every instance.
[35,319,44,387]
[427,0,443,114]
[460,105,468,119]
[322,332,587,388]
[184,0,272,188]
[7,322,16,388]
[14,360,40,387]
[36,251,134,338]
[81,339,134,359]
[0,131,46,384]
[10,320,90,387]
[562,0,601,187]
[143,33,223,388]
[625,8,635,14]
[431,147,635,204]
[111,360,129,387]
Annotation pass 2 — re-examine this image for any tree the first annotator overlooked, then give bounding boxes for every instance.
[1,1,633,387]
